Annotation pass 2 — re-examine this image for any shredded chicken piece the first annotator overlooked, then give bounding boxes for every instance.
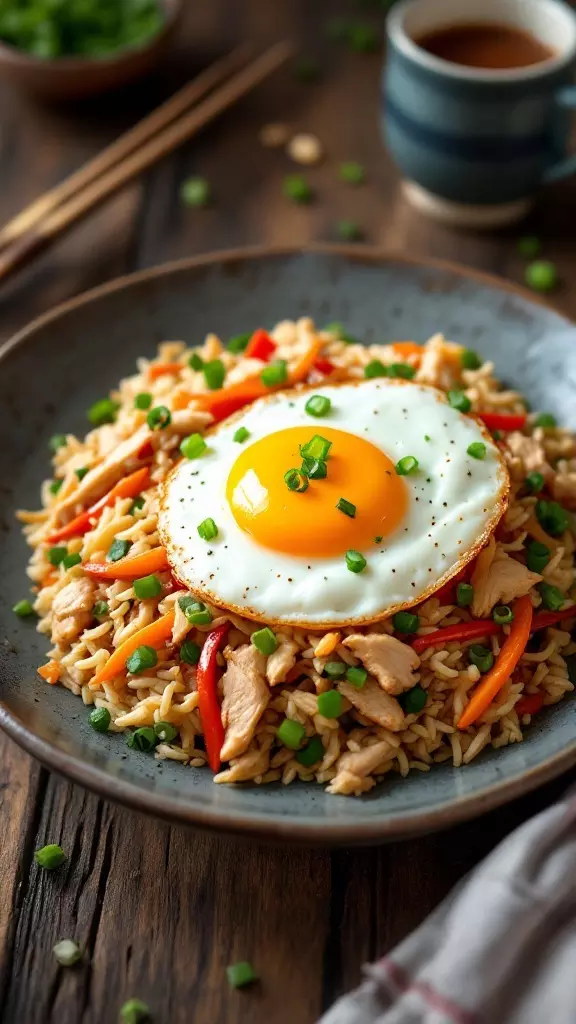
[327,740,394,796]
[51,576,95,646]
[505,431,553,483]
[54,424,153,521]
[342,633,420,695]
[266,640,299,686]
[471,536,541,618]
[552,467,576,510]
[214,742,270,784]
[220,645,270,761]
[171,599,191,645]
[338,677,405,731]
[170,409,213,435]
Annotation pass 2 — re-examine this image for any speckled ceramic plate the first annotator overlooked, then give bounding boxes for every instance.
[1,245,575,844]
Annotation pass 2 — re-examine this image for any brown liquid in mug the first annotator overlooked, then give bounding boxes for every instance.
[415,22,556,69]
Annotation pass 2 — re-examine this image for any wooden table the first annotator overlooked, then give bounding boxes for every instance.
[1,4,576,1022]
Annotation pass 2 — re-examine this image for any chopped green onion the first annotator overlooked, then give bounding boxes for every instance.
[48,546,68,566]
[453,583,473,608]
[305,394,331,418]
[324,661,346,678]
[13,598,34,617]
[180,433,207,459]
[534,412,557,429]
[337,220,363,242]
[180,176,211,207]
[387,362,416,379]
[300,434,332,461]
[283,174,312,203]
[93,601,109,619]
[364,359,387,379]
[276,718,306,749]
[188,352,204,371]
[88,398,119,426]
[339,161,365,185]
[346,549,367,573]
[393,611,419,634]
[251,626,278,656]
[107,539,132,562]
[395,456,419,475]
[535,499,569,537]
[203,359,226,391]
[517,235,541,259]
[180,598,212,626]
[525,471,544,494]
[197,518,218,542]
[468,644,494,673]
[526,541,550,573]
[119,999,151,1024]
[493,605,514,625]
[62,553,82,570]
[345,665,368,688]
[460,349,482,370]
[448,390,472,413]
[53,939,81,967]
[35,844,66,870]
[75,467,89,481]
[134,392,152,410]
[261,359,288,387]
[130,496,145,515]
[126,645,158,675]
[227,332,251,354]
[133,575,163,599]
[226,962,258,989]
[88,707,111,733]
[336,497,356,518]
[424,435,431,442]
[467,442,487,460]
[126,727,157,753]
[49,433,67,453]
[399,684,427,715]
[180,640,201,665]
[301,457,327,480]
[285,469,309,492]
[347,22,379,52]
[317,690,343,718]
[296,735,325,766]
[154,721,178,743]
[146,405,171,430]
[322,322,357,344]
[49,479,63,495]
[538,581,565,612]
[525,260,558,293]
[233,426,250,444]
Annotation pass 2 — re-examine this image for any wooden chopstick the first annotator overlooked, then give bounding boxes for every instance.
[0,43,254,252]
[0,39,293,285]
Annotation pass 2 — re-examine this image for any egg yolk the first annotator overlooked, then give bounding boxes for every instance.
[226,426,408,558]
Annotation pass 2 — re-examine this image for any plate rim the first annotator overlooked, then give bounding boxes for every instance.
[1,242,575,844]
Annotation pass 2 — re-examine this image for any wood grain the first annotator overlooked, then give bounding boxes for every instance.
[1,2,576,1022]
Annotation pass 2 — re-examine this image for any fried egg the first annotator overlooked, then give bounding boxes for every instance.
[159,379,509,627]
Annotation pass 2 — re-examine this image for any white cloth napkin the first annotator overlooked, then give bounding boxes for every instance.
[320,790,576,1023]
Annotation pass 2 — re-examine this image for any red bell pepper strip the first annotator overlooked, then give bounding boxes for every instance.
[458,595,533,728]
[515,692,544,717]
[532,605,576,630]
[245,329,276,361]
[47,467,150,544]
[197,623,229,773]
[412,619,500,654]
[313,357,335,376]
[478,412,527,432]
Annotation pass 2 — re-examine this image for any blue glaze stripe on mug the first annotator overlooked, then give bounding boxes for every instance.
[384,0,576,213]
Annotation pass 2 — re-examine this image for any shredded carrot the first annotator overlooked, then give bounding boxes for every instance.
[391,341,422,362]
[90,608,176,688]
[172,390,194,411]
[41,569,59,588]
[38,660,61,685]
[83,547,169,580]
[458,595,533,729]
[290,339,322,382]
[148,363,183,381]
[47,467,150,544]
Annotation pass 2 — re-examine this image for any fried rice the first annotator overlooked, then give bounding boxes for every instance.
[18,321,576,796]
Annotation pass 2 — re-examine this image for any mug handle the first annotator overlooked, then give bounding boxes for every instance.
[543,86,576,183]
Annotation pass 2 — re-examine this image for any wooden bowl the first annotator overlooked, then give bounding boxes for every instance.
[0,0,182,101]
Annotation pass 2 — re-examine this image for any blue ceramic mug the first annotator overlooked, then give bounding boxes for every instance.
[384,0,576,227]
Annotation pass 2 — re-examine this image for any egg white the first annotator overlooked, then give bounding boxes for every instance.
[159,380,509,627]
